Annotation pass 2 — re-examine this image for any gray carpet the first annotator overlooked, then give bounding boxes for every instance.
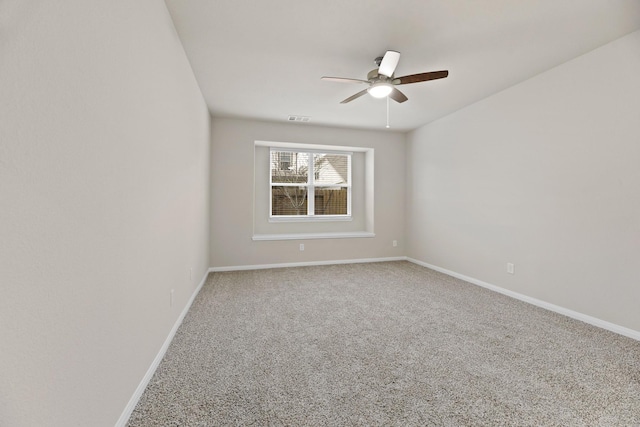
[127,261,640,426]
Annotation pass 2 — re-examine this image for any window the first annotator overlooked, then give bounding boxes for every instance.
[277,152,291,171]
[253,140,374,240]
[270,149,351,220]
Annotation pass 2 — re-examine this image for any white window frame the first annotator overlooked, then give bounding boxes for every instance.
[269,147,352,222]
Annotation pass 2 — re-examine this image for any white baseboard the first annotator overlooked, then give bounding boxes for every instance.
[407,258,640,342]
[210,256,408,272]
[115,270,210,427]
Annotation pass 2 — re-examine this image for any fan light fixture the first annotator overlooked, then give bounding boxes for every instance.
[367,82,393,98]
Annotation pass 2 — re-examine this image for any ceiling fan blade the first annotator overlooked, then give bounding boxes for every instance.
[378,50,400,77]
[322,76,369,84]
[340,89,369,104]
[389,87,408,103]
[393,70,449,85]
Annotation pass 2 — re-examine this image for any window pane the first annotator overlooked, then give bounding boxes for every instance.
[272,186,308,215]
[314,187,348,215]
[314,154,348,185]
[271,151,309,184]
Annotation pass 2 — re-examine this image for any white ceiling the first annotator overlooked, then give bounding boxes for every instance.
[165,0,640,132]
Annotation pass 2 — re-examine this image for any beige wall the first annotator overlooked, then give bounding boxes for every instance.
[0,1,210,426]
[406,30,640,332]
[210,117,406,268]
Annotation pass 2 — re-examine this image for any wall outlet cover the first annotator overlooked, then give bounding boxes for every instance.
[507,263,515,274]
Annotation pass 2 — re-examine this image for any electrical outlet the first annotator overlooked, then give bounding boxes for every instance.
[507,263,515,274]
[299,243,304,251]
[393,240,398,247]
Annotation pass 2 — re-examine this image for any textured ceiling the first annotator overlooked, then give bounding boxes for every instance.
[166,0,640,131]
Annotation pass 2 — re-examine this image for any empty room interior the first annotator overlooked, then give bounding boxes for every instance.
[2,1,640,426]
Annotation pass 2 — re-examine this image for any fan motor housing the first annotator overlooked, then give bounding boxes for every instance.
[369,69,393,82]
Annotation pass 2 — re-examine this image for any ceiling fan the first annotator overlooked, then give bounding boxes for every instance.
[322,50,448,104]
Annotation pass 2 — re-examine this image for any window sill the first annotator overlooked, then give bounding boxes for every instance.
[269,215,352,223]
[252,231,375,241]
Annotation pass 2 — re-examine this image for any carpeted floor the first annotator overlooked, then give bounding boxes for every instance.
[127,261,640,426]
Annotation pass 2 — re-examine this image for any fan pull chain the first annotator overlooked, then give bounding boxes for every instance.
[386,96,390,128]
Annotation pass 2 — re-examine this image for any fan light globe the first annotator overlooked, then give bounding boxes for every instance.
[368,83,393,98]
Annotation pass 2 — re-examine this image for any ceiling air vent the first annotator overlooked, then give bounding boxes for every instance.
[287,115,311,123]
